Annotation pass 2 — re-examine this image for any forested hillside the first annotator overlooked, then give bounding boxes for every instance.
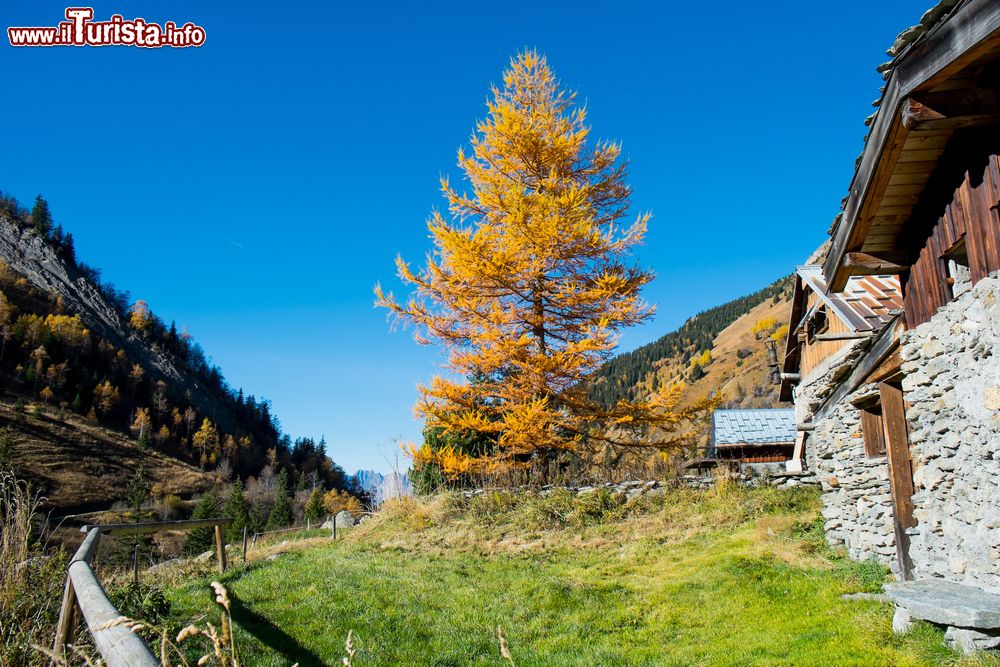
[0,192,352,507]
[589,275,794,408]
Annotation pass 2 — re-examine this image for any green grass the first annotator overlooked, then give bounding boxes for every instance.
[162,486,999,666]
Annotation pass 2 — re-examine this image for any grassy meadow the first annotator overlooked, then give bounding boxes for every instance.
[162,484,999,666]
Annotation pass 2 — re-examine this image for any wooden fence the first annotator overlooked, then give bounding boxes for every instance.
[52,517,231,666]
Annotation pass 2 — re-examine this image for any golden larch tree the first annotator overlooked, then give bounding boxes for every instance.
[376,51,713,475]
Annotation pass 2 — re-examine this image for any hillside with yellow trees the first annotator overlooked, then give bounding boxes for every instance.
[0,193,357,511]
[591,275,794,416]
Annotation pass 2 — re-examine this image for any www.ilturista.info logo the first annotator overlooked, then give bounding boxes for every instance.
[8,8,205,48]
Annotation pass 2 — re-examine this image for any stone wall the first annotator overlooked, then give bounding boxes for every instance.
[900,272,1000,594]
[791,326,897,565]
[810,384,897,565]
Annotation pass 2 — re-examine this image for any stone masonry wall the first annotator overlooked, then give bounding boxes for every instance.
[900,272,1000,594]
[810,384,897,565]
[792,330,897,565]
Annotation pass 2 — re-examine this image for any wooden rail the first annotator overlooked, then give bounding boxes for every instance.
[52,517,231,665]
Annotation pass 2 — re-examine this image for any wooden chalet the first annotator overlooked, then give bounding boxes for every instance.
[710,409,795,464]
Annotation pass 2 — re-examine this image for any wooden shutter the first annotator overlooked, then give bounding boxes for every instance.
[860,406,886,457]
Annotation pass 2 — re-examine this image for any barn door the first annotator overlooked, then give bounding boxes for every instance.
[879,381,916,580]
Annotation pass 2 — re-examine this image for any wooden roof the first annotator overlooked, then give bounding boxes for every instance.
[779,267,903,401]
[824,0,1000,290]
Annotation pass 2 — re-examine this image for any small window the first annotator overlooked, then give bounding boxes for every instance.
[860,402,886,457]
[943,238,971,299]
[806,306,829,344]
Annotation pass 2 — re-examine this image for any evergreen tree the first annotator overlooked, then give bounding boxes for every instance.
[126,466,150,512]
[184,489,221,554]
[61,232,76,263]
[249,498,268,534]
[223,479,250,543]
[266,470,292,529]
[31,195,52,237]
[304,487,324,523]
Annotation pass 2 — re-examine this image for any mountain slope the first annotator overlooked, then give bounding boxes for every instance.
[0,214,237,432]
[590,275,794,413]
[0,193,347,509]
[0,398,212,512]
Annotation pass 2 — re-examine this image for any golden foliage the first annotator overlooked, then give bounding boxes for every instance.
[92,380,120,416]
[129,300,153,333]
[131,407,152,438]
[751,317,777,336]
[377,51,714,471]
[322,489,362,518]
[193,418,219,464]
[692,349,712,368]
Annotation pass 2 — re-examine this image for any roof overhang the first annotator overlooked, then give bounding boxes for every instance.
[824,0,1000,291]
[714,441,794,448]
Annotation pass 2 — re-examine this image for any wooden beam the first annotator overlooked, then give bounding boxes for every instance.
[83,517,231,536]
[880,380,917,581]
[814,332,874,342]
[53,577,78,659]
[902,90,1000,131]
[214,524,228,573]
[869,348,903,384]
[844,251,909,274]
[813,316,904,423]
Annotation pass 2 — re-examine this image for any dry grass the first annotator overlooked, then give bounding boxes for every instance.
[0,471,68,667]
[348,482,828,567]
[0,398,213,512]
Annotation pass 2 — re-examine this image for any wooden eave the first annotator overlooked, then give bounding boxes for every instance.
[713,441,794,449]
[779,275,806,402]
[824,0,1000,291]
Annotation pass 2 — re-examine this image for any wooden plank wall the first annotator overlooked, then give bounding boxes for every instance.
[903,132,1000,327]
[799,293,851,379]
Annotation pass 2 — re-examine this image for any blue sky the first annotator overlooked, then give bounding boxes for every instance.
[2,1,919,473]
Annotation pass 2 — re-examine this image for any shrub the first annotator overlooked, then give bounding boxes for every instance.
[108,581,171,625]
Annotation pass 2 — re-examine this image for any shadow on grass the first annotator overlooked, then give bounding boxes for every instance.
[229,593,325,667]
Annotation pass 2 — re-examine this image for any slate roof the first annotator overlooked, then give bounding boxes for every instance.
[712,409,796,448]
[795,266,903,333]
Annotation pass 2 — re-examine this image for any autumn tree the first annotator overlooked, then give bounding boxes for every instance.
[376,51,713,476]
[92,380,120,417]
[129,300,153,334]
[0,292,15,359]
[193,418,219,468]
[322,489,361,518]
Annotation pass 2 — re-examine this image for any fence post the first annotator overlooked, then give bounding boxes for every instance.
[132,544,140,584]
[242,526,248,563]
[53,576,77,660]
[214,524,227,573]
